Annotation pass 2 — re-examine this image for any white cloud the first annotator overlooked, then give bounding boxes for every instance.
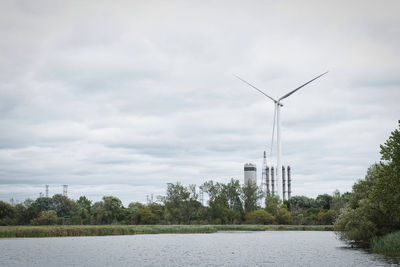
[1,0,399,204]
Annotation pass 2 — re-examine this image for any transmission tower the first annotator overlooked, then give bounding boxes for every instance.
[63,185,68,197]
[199,189,204,205]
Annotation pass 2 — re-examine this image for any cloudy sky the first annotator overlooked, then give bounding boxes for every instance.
[1,0,399,205]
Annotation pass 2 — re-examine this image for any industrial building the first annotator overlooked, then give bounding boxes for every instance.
[244,151,292,200]
[244,163,257,185]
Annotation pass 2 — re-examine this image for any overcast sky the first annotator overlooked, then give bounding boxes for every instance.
[1,0,399,205]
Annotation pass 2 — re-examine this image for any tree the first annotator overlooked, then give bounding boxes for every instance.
[335,121,400,244]
[241,181,264,214]
[316,194,333,210]
[0,201,15,225]
[147,202,164,223]
[317,210,335,225]
[91,201,105,224]
[265,195,281,217]
[372,121,400,226]
[102,196,124,224]
[276,207,292,224]
[76,196,92,224]
[134,208,157,224]
[161,182,201,224]
[201,179,244,224]
[32,210,58,225]
[245,209,275,225]
[330,190,351,218]
[287,196,316,211]
[52,194,78,218]
[77,196,92,211]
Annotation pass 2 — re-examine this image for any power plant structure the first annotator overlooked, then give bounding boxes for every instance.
[244,163,257,185]
[246,151,293,200]
[264,164,292,200]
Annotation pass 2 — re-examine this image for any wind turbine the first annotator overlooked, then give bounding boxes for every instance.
[234,71,328,199]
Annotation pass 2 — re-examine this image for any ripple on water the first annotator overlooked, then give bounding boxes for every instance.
[0,231,398,267]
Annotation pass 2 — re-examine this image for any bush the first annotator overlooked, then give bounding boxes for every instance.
[31,210,58,225]
[245,210,275,225]
[371,231,400,256]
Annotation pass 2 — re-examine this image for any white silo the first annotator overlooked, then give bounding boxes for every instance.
[244,163,257,185]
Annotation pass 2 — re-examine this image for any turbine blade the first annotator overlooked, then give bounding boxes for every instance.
[270,104,277,157]
[233,74,277,103]
[278,71,328,101]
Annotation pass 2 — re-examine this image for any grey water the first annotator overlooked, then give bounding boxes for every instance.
[0,231,398,267]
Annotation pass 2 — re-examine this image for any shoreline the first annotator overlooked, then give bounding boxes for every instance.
[0,225,333,238]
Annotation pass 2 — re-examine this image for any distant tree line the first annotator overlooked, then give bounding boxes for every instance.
[0,179,349,226]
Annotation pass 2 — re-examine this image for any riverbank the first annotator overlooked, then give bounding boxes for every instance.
[0,224,333,238]
[371,231,400,257]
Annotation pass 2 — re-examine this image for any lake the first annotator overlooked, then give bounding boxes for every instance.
[0,231,398,266]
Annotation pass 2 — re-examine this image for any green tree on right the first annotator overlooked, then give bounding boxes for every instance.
[334,121,400,245]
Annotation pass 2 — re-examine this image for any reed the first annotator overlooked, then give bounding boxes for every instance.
[370,231,400,256]
[0,224,332,238]
[213,225,333,231]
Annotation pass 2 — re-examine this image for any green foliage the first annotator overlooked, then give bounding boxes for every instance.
[14,203,28,225]
[52,194,78,218]
[316,194,333,210]
[77,196,92,211]
[265,195,281,217]
[31,210,58,225]
[241,181,264,214]
[334,121,400,245]
[245,210,275,224]
[133,208,157,225]
[371,231,400,256]
[276,208,292,224]
[317,210,335,225]
[201,179,244,224]
[287,195,316,210]
[330,190,351,218]
[0,201,15,225]
[102,196,124,224]
[161,182,201,224]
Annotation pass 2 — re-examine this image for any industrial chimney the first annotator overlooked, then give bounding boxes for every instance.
[266,166,270,195]
[287,166,292,199]
[271,166,275,196]
[282,166,286,201]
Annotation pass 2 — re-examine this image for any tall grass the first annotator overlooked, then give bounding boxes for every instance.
[371,231,400,256]
[213,225,333,231]
[0,224,333,238]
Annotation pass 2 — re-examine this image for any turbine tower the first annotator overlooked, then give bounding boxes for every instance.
[235,71,328,199]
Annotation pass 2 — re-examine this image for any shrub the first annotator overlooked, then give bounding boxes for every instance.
[245,210,275,225]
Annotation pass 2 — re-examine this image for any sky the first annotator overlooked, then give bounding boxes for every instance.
[1,0,399,205]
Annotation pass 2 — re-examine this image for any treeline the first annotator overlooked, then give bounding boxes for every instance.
[0,180,348,226]
[334,121,400,255]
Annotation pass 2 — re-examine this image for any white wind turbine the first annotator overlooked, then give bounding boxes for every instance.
[235,71,328,199]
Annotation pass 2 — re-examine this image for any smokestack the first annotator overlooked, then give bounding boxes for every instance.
[266,166,270,195]
[282,166,286,201]
[262,151,268,195]
[271,166,275,196]
[287,166,291,199]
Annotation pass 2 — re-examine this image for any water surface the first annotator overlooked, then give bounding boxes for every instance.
[0,231,398,266]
